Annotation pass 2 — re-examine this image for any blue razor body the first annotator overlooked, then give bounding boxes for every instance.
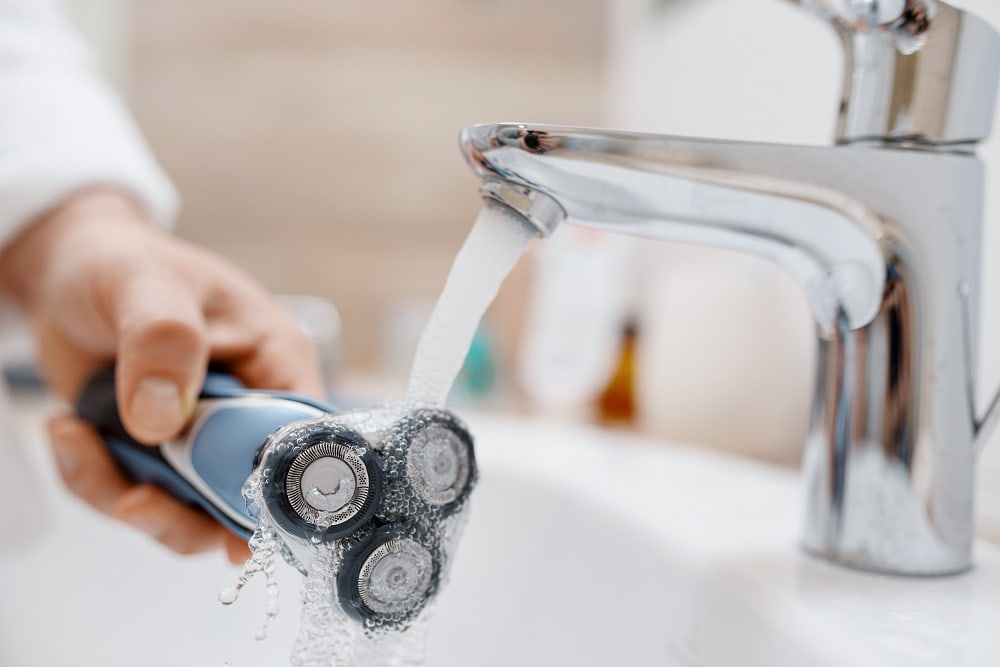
[75,367,335,539]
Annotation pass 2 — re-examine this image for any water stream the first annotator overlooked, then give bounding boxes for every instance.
[224,203,537,666]
[406,204,538,406]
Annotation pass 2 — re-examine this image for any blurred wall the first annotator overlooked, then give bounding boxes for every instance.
[127,0,607,373]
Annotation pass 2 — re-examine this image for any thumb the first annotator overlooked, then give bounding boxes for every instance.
[113,274,209,445]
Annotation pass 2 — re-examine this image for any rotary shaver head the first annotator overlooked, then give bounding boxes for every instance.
[380,409,477,521]
[260,421,383,542]
[252,406,477,630]
[337,524,441,628]
[76,364,478,630]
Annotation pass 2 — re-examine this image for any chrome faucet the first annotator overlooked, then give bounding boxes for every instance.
[460,0,1000,576]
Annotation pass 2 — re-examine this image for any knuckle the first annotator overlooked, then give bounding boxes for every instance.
[120,315,208,372]
[269,311,318,362]
[168,539,205,557]
[114,484,158,517]
[288,327,316,358]
[58,466,86,495]
[128,315,201,347]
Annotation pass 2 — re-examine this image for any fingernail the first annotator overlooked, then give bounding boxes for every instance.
[130,377,184,438]
[51,438,81,477]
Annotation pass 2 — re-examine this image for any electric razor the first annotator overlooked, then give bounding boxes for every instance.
[75,366,477,628]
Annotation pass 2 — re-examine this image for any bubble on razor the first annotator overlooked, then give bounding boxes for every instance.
[408,425,470,505]
[248,404,476,638]
[337,524,440,628]
[381,410,477,520]
[259,420,383,542]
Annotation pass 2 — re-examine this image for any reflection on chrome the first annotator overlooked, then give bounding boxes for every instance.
[460,0,999,576]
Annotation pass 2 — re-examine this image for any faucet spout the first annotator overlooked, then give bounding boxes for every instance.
[461,121,990,575]
[462,123,888,332]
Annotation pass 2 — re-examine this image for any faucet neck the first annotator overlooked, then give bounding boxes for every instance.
[812,2,1000,148]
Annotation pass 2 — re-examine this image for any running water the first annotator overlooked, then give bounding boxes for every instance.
[288,533,431,667]
[406,204,538,406]
[223,203,537,666]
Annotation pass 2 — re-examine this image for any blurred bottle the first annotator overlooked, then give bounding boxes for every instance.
[598,320,638,424]
[450,324,499,406]
[518,226,634,416]
[634,245,814,464]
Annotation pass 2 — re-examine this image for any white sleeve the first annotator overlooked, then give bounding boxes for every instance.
[0,0,178,244]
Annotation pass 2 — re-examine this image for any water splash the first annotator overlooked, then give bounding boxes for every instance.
[223,204,523,665]
[287,533,433,666]
[219,524,281,640]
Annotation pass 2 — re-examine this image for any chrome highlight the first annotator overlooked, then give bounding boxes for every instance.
[284,442,371,527]
[459,0,1000,575]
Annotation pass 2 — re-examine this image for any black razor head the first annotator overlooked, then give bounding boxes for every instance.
[336,523,441,629]
[260,421,384,542]
[252,408,477,631]
[380,409,477,521]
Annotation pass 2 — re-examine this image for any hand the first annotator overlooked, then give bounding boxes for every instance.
[0,189,325,563]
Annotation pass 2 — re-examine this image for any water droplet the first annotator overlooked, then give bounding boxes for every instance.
[218,587,239,605]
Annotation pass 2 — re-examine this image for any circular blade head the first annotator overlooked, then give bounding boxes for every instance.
[337,524,440,628]
[358,537,433,615]
[285,441,369,522]
[406,424,471,507]
[299,455,357,512]
[381,410,477,520]
[261,422,383,542]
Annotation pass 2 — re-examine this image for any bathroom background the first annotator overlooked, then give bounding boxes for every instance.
[59,0,1000,539]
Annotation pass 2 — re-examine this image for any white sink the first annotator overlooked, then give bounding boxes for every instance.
[428,417,1000,667]
[1,403,998,666]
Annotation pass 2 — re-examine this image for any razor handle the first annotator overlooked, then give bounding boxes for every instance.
[74,366,333,539]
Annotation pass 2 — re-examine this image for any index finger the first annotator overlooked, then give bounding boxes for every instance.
[205,292,325,399]
[228,326,326,399]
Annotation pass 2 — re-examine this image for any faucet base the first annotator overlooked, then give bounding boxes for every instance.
[800,543,972,578]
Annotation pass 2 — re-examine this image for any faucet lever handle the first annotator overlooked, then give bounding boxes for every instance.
[795,0,917,31]
[791,0,1000,147]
